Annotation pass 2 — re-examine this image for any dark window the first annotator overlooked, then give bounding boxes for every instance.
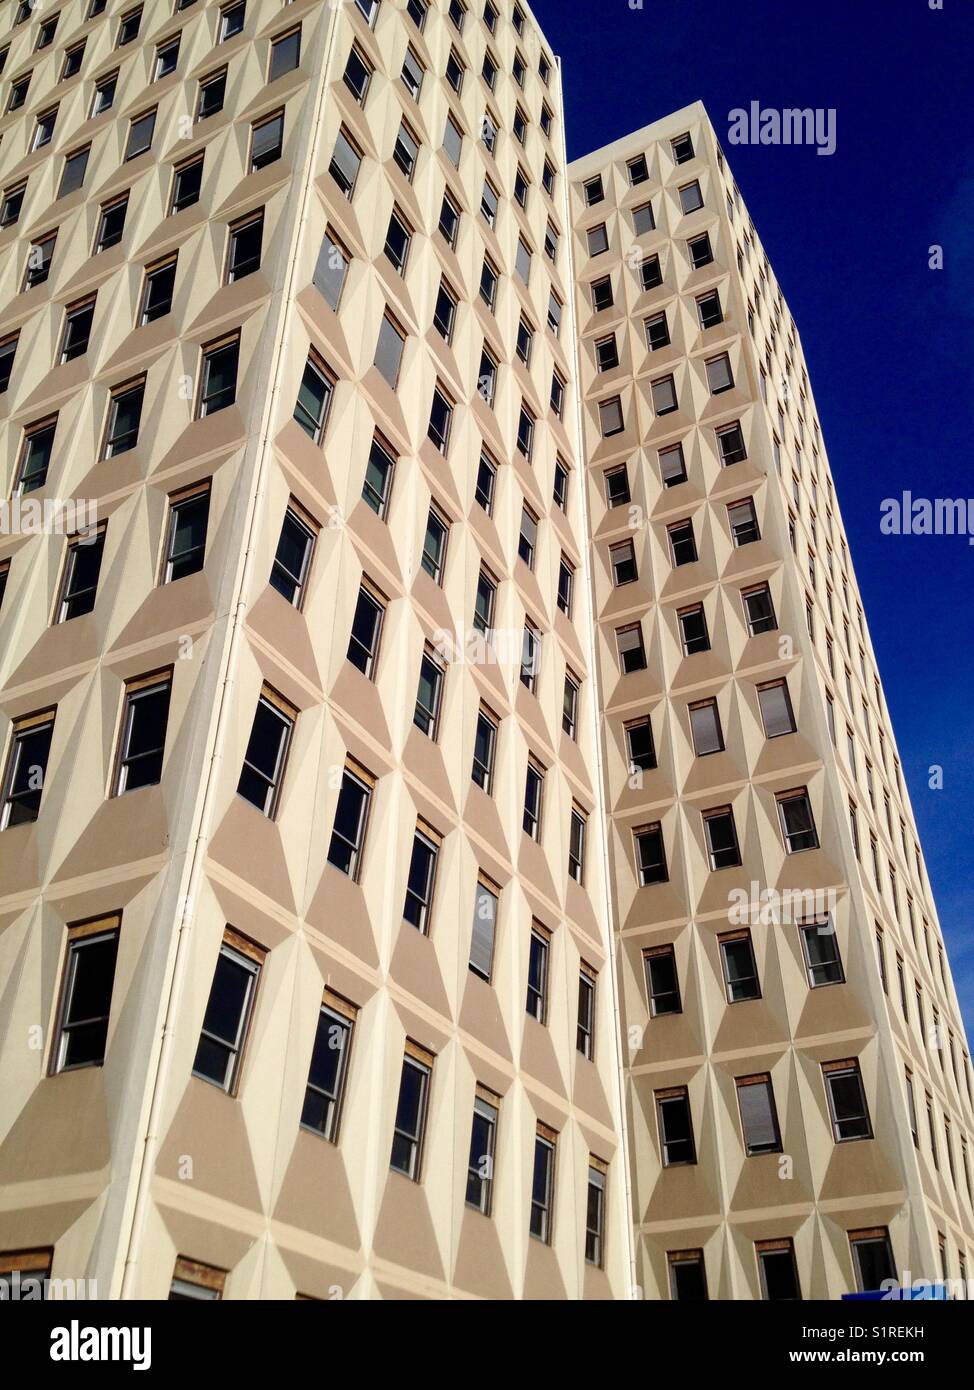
[114,676,172,793]
[617,624,647,674]
[0,335,17,393]
[327,769,372,877]
[625,718,656,773]
[251,112,284,171]
[269,27,301,82]
[577,968,595,1056]
[153,36,180,80]
[668,1250,707,1300]
[301,1000,354,1141]
[140,259,177,324]
[657,1089,695,1165]
[293,355,332,441]
[198,337,239,415]
[192,938,261,1091]
[97,194,128,249]
[227,212,263,282]
[757,1241,801,1300]
[24,234,56,290]
[347,585,384,677]
[403,829,438,933]
[0,183,26,227]
[164,488,210,581]
[57,530,105,622]
[17,420,57,493]
[688,233,713,269]
[704,807,741,869]
[526,927,549,1020]
[270,508,315,607]
[719,932,760,1002]
[671,132,694,163]
[824,1062,872,1141]
[414,651,444,738]
[52,923,119,1071]
[778,790,819,852]
[743,584,776,636]
[117,7,143,47]
[471,710,497,795]
[529,1134,554,1241]
[196,69,227,119]
[850,1231,895,1292]
[585,1164,605,1266]
[422,507,448,584]
[1,715,55,828]
[635,824,667,885]
[60,299,95,362]
[799,918,845,988]
[644,947,681,1016]
[668,520,697,566]
[219,1,245,40]
[390,1052,431,1179]
[170,157,203,213]
[466,1095,498,1213]
[236,693,293,816]
[640,254,663,290]
[58,147,89,198]
[125,109,156,160]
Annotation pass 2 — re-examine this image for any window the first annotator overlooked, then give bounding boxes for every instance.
[0,183,25,228]
[293,354,333,442]
[7,74,31,112]
[553,459,569,511]
[421,507,448,584]
[591,276,613,311]
[31,106,58,151]
[617,624,647,674]
[627,153,649,185]
[327,764,373,878]
[705,807,741,870]
[758,680,796,738]
[587,223,609,256]
[583,176,604,206]
[401,45,424,99]
[540,103,553,138]
[466,1091,498,1214]
[679,180,704,214]
[597,396,623,437]
[236,689,294,816]
[139,258,177,324]
[481,113,498,157]
[512,49,525,85]
[355,0,380,23]
[1,712,55,828]
[481,49,497,90]
[403,826,439,932]
[471,709,497,795]
[480,178,499,227]
[668,520,697,566]
[343,43,371,104]
[438,191,460,248]
[347,583,384,677]
[657,443,687,488]
[226,211,263,283]
[51,918,120,1071]
[516,317,534,366]
[414,648,445,738]
[374,314,405,389]
[469,875,498,979]
[697,290,722,329]
[668,1250,707,1301]
[727,499,760,549]
[515,238,532,284]
[640,254,663,290]
[644,946,680,1016]
[59,298,96,363]
[477,347,497,406]
[116,7,143,46]
[427,386,453,455]
[269,27,301,82]
[777,789,819,852]
[557,558,575,618]
[848,1230,894,1293]
[799,917,844,987]
[329,128,361,196]
[630,204,656,241]
[523,760,544,840]
[706,354,734,394]
[517,506,538,569]
[448,0,466,29]
[690,699,723,756]
[635,823,667,885]
[596,335,619,373]
[301,994,355,1141]
[604,465,630,507]
[671,132,694,163]
[645,312,670,351]
[824,1060,872,1141]
[91,70,116,116]
[742,584,776,636]
[482,0,496,32]
[610,540,637,586]
[516,403,535,460]
[56,528,106,622]
[541,161,554,196]
[113,673,172,794]
[170,156,203,213]
[0,335,17,393]
[58,147,89,198]
[473,569,496,634]
[163,485,210,582]
[192,930,263,1093]
[550,370,566,418]
[521,622,540,693]
[569,806,586,882]
[270,506,316,608]
[0,1251,52,1300]
[125,108,156,160]
[443,114,463,169]
[446,48,465,94]
[585,1160,606,1266]
[219,1,245,40]
[757,1240,801,1301]
[153,37,180,81]
[737,1075,781,1155]
[719,930,760,1001]
[24,233,56,290]
[384,207,412,274]
[656,1088,695,1165]
[251,111,284,170]
[544,220,559,261]
[625,718,656,774]
[530,1127,555,1241]
[16,418,57,494]
[688,233,713,269]
[651,376,678,415]
[390,1046,432,1180]
[576,963,596,1057]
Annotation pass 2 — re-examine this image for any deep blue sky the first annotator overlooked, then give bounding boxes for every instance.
[531,0,974,1037]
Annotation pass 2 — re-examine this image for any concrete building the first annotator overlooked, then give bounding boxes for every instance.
[0,0,969,1303]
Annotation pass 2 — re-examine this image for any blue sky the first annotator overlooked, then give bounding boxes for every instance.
[529,0,974,1036]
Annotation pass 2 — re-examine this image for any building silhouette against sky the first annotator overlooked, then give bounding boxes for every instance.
[0,0,970,1302]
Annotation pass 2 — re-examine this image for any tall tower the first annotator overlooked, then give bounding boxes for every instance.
[0,0,632,1299]
[568,102,974,1301]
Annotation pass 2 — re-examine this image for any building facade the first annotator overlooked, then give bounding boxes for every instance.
[569,105,974,1301]
[0,0,969,1303]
